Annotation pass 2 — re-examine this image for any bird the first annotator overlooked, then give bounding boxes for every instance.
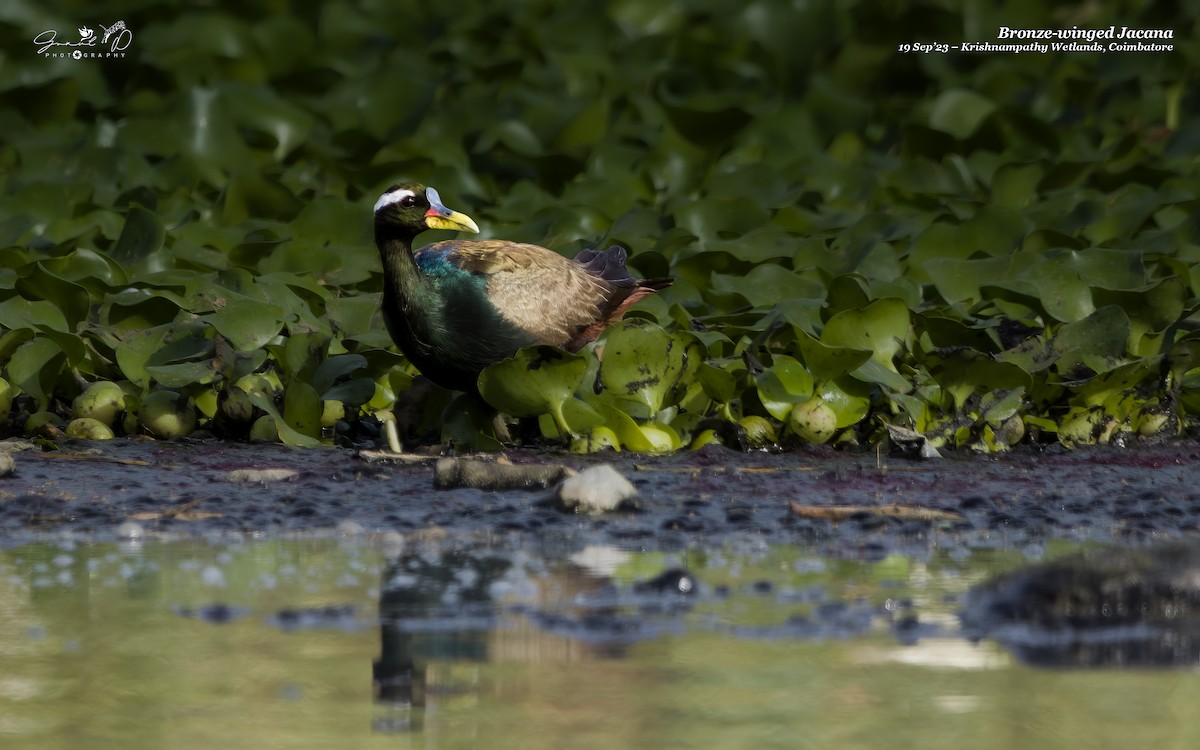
[373,182,672,393]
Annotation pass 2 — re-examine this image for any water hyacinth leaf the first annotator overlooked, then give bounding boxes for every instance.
[916,314,997,353]
[246,391,321,448]
[47,248,128,289]
[637,422,681,452]
[924,257,1013,305]
[816,378,871,429]
[675,196,772,244]
[204,298,286,351]
[16,264,91,330]
[478,346,588,436]
[37,329,86,367]
[103,288,187,330]
[1095,277,1185,356]
[710,264,825,308]
[312,354,368,394]
[849,357,912,392]
[695,361,739,404]
[823,275,870,318]
[925,349,1032,412]
[794,330,872,382]
[111,206,166,267]
[1082,184,1164,244]
[821,298,910,371]
[990,163,1042,209]
[0,329,35,367]
[0,297,70,334]
[1013,254,1096,323]
[223,174,303,224]
[1069,357,1161,408]
[225,83,314,161]
[928,88,996,139]
[321,378,376,407]
[755,354,814,420]
[980,388,1025,425]
[149,326,215,366]
[1069,248,1144,291]
[1050,305,1130,375]
[540,398,607,440]
[598,320,703,415]
[6,337,66,409]
[145,361,216,388]
[596,403,672,453]
[1169,332,1200,378]
[283,380,322,439]
[115,324,171,390]
[442,396,505,451]
[326,297,382,339]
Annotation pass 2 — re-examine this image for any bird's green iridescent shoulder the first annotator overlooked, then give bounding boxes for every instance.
[412,242,473,279]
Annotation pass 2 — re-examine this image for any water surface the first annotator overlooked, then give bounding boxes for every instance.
[3,536,1198,750]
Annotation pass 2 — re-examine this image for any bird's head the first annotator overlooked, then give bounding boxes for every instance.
[373,183,480,236]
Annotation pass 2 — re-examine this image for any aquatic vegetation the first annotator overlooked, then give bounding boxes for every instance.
[0,0,1196,452]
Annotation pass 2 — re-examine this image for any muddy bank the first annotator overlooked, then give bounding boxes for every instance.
[0,439,1197,554]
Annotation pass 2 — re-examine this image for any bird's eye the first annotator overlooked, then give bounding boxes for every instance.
[399,195,418,208]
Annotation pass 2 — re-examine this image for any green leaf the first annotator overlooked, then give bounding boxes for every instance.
[928,89,996,139]
[115,324,172,390]
[821,298,910,371]
[925,348,1032,411]
[1050,305,1130,375]
[755,355,814,420]
[816,378,871,429]
[710,264,826,308]
[794,330,872,382]
[478,346,589,437]
[204,298,286,351]
[112,206,166,267]
[284,380,322,439]
[695,361,739,404]
[6,336,66,410]
[596,403,670,453]
[312,354,368,394]
[598,320,703,415]
[321,378,376,407]
[246,391,321,447]
[145,361,216,388]
[16,263,91,330]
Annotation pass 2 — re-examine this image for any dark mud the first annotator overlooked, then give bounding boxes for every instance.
[1,438,1198,555]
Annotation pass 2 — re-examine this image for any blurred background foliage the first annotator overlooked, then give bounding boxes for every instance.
[0,0,1197,452]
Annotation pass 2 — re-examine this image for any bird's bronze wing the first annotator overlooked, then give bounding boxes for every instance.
[424,240,614,347]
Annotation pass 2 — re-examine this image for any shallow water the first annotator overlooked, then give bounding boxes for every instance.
[2,536,1198,750]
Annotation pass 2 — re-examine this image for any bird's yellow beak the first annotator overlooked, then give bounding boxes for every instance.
[424,186,480,234]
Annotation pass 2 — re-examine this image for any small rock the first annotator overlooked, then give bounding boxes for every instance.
[553,464,641,514]
[0,452,14,478]
[224,468,299,483]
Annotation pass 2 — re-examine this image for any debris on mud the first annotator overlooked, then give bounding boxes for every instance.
[434,457,575,490]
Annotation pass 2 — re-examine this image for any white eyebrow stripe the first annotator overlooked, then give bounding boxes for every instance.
[374,188,416,213]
